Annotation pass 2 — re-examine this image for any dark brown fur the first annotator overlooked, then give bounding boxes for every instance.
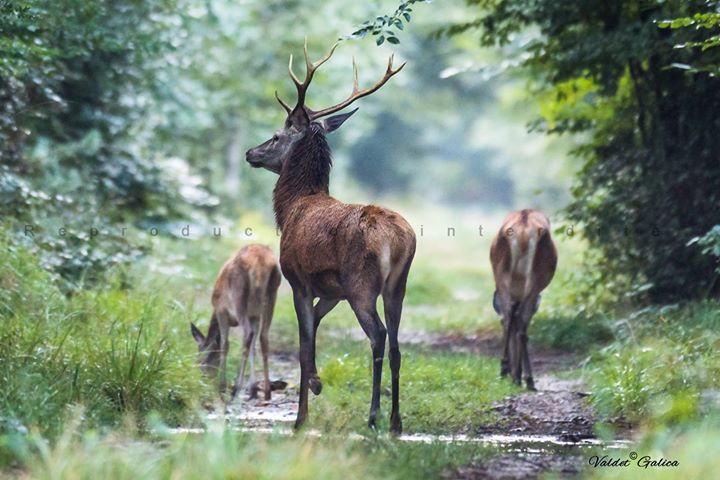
[490,209,558,389]
[191,244,281,401]
[271,124,415,433]
[247,44,414,433]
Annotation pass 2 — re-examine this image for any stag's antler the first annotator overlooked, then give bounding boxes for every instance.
[308,54,405,120]
[275,39,406,121]
[275,39,338,115]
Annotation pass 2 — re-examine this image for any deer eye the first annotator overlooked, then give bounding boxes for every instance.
[272,134,279,142]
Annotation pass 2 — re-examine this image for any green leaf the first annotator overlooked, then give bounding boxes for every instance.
[387,37,400,44]
[403,12,411,21]
[376,35,385,46]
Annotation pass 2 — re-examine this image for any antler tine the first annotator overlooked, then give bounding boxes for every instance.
[275,90,292,113]
[309,55,406,120]
[288,54,303,88]
[286,39,340,113]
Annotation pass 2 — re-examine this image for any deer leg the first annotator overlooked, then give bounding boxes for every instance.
[520,296,538,391]
[218,322,230,394]
[349,296,386,430]
[261,283,278,401]
[500,301,517,378]
[249,319,259,386]
[383,284,407,435]
[292,289,315,431]
[500,319,511,378]
[260,326,271,401]
[507,306,523,386]
[231,324,254,401]
[512,330,523,386]
[309,298,338,395]
[501,302,518,378]
[520,328,535,391]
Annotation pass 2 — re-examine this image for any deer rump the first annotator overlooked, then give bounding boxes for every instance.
[491,212,556,309]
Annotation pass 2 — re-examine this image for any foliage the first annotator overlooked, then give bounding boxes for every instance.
[688,224,720,292]
[344,1,432,45]
[659,1,720,75]
[446,0,720,302]
[0,0,214,284]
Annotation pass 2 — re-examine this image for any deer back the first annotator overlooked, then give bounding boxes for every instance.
[212,244,280,323]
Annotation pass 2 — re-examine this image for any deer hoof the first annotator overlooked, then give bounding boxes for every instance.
[309,376,322,395]
[390,414,403,435]
[293,417,306,432]
[367,416,377,430]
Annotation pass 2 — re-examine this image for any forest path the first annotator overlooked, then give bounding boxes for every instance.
[210,327,632,479]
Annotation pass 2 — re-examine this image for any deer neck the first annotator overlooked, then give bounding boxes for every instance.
[273,125,332,229]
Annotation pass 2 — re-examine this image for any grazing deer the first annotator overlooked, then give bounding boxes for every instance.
[490,209,557,390]
[191,244,281,401]
[245,41,416,433]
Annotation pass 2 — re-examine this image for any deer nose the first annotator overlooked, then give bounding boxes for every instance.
[246,150,262,167]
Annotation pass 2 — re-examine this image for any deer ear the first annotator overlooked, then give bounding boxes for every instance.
[191,323,205,346]
[318,108,358,133]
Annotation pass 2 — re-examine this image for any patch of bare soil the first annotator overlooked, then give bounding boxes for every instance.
[424,328,631,479]
[425,329,597,441]
[223,350,299,427]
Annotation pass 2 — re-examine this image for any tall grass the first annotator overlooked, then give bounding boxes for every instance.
[0,236,205,448]
[12,414,367,480]
[586,302,720,425]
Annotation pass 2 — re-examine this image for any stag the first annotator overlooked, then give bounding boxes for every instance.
[490,209,557,390]
[191,244,281,401]
[246,41,416,433]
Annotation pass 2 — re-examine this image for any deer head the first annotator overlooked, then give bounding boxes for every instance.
[246,40,405,174]
[191,322,221,376]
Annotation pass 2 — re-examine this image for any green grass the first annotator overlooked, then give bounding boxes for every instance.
[588,416,720,479]
[586,302,720,426]
[0,236,206,441]
[2,414,492,480]
[307,341,518,434]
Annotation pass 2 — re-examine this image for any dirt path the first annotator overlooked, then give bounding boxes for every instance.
[423,330,598,442]
[423,330,602,479]
[216,329,630,479]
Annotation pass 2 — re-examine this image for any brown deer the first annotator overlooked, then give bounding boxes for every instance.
[191,244,281,401]
[490,209,557,390]
[245,41,416,433]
